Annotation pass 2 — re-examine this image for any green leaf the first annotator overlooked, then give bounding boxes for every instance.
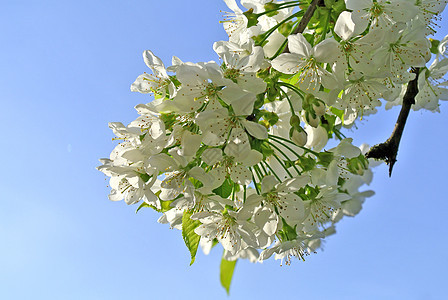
[243,8,259,28]
[135,202,150,213]
[260,142,274,159]
[136,197,174,214]
[278,217,298,241]
[220,254,237,295]
[330,106,344,121]
[137,172,151,182]
[430,38,440,54]
[212,178,233,198]
[182,211,202,265]
[278,21,293,37]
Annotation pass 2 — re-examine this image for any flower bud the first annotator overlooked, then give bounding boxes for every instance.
[312,102,326,116]
[347,154,369,175]
[291,129,307,147]
[306,112,320,128]
[289,114,301,127]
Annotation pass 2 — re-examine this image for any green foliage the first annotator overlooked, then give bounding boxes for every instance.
[278,218,298,241]
[220,254,237,295]
[160,112,178,130]
[430,38,441,54]
[135,198,174,214]
[137,172,151,182]
[243,8,259,28]
[213,177,234,198]
[278,21,294,37]
[182,210,202,265]
[347,154,369,175]
[264,2,280,17]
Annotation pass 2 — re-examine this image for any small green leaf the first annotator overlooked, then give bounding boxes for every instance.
[182,211,202,265]
[264,2,280,17]
[213,178,233,198]
[330,106,344,121]
[430,38,440,54]
[136,198,174,214]
[279,217,298,241]
[135,202,150,213]
[278,21,293,37]
[243,8,259,28]
[137,172,151,182]
[220,254,237,295]
[261,142,274,159]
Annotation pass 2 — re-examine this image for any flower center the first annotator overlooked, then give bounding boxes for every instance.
[224,67,241,82]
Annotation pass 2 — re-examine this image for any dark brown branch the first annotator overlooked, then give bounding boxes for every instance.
[366,68,420,177]
[283,0,324,53]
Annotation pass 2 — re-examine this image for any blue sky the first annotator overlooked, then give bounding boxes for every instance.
[1,1,448,299]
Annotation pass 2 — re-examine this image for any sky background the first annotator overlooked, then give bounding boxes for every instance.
[1,1,448,299]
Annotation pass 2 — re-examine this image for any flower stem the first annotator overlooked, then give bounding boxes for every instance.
[268,134,319,156]
[261,161,282,182]
[267,141,301,174]
[249,167,261,194]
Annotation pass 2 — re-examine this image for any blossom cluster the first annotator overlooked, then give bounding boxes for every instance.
[98,0,448,267]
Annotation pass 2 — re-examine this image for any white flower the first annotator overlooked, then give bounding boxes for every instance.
[131,50,176,98]
[241,175,309,234]
[302,186,351,232]
[413,58,448,112]
[214,41,267,94]
[339,72,386,113]
[346,0,419,32]
[271,33,339,91]
[259,231,323,265]
[192,210,259,255]
[372,22,430,83]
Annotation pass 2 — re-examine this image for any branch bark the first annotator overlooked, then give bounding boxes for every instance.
[365,68,420,177]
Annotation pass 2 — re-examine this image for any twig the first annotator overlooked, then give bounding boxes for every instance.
[283,0,325,53]
[366,68,420,177]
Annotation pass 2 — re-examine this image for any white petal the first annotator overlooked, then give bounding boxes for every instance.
[334,11,356,40]
[288,33,311,57]
[314,38,340,63]
[241,119,268,140]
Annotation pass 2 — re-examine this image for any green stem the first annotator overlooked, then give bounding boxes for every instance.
[280,89,297,117]
[249,167,260,194]
[267,141,301,174]
[257,12,301,46]
[261,161,282,182]
[257,3,302,18]
[268,136,303,159]
[243,185,247,203]
[277,82,305,99]
[268,134,319,156]
[253,164,264,181]
[259,162,269,176]
[273,153,293,177]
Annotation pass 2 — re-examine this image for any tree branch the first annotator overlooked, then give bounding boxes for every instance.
[366,68,420,177]
[283,0,325,53]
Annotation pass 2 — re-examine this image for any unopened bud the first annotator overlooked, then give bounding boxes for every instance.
[264,2,280,17]
[291,129,307,147]
[347,155,369,175]
[313,102,326,116]
[289,114,301,127]
[306,112,320,128]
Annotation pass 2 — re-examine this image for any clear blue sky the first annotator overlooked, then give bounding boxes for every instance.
[1,1,447,299]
